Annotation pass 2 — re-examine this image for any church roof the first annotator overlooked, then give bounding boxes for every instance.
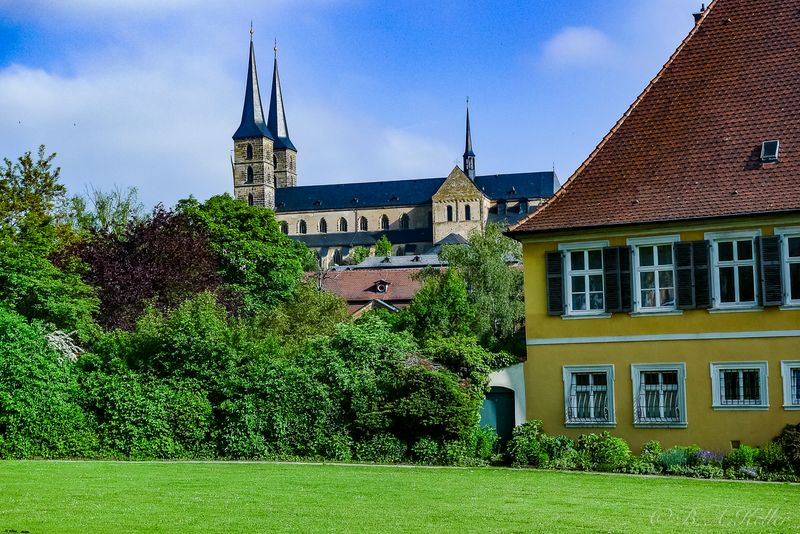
[233,39,273,140]
[292,227,432,248]
[274,171,557,212]
[267,54,296,151]
[511,0,800,235]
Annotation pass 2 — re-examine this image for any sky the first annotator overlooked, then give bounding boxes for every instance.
[0,0,702,208]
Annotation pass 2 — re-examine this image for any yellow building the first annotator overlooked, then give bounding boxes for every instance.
[509,0,800,452]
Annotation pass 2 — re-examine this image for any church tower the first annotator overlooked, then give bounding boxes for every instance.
[463,99,476,181]
[232,29,276,208]
[267,42,297,188]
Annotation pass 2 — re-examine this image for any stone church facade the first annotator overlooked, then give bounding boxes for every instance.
[232,37,558,267]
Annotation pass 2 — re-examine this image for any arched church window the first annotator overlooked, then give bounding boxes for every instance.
[400,213,409,230]
[319,218,328,233]
[280,221,288,235]
[380,214,389,230]
[338,218,348,232]
[246,166,254,183]
[298,220,307,234]
[273,154,278,170]
[246,144,253,160]
[359,217,368,231]
[333,249,343,265]
[247,193,254,206]
[464,205,471,221]
[446,205,454,222]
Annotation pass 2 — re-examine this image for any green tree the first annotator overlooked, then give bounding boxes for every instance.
[60,186,145,237]
[375,235,392,256]
[350,246,369,265]
[400,268,475,341]
[178,194,316,314]
[439,223,525,352]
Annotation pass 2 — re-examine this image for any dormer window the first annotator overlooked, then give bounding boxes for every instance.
[761,140,780,163]
[374,279,390,293]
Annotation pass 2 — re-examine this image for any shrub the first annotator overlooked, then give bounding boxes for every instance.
[640,440,662,464]
[774,423,800,474]
[670,464,724,479]
[724,444,758,470]
[411,437,441,465]
[658,447,690,472]
[471,426,500,462]
[354,434,407,464]
[623,457,659,475]
[577,432,631,472]
[507,421,548,467]
[757,442,788,473]
[693,449,724,467]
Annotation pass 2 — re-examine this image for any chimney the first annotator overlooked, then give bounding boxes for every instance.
[693,3,706,24]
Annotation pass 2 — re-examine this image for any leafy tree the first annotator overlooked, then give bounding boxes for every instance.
[399,267,475,341]
[60,186,145,237]
[178,194,315,314]
[439,223,525,352]
[66,207,222,330]
[350,246,369,265]
[375,235,392,256]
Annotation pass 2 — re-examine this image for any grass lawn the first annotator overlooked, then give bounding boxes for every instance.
[0,461,798,533]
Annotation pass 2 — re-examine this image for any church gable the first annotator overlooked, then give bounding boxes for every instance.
[432,166,484,203]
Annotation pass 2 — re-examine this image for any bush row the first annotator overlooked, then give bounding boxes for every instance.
[507,420,800,482]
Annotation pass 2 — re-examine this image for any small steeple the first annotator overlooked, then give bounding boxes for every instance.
[463,98,476,180]
[233,28,273,140]
[267,40,296,151]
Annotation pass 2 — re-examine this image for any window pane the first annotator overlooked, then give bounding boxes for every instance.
[719,267,736,302]
[572,294,586,311]
[644,390,659,418]
[660,288,675,307]
[643,372,659,386]
[658,270,674,289]
[738,265,755,302]
[791,264,800,301]
[792,369,800,404]
[657,245,673,266]
[736,240,753,261]
[591,373,607,386]
[593,391,608,419]
[571,251,585,271]
[640,271,655,290]
[639,246,654,267]
[589,293,604,310]
[662,371,678,385]
[789,237,800,258]
[576,391,590,419]
[589,274,603,292]
[718,241,734,262]
[571,275,586,293]
[742,370,760,402]
[641,289,656,308]
[588,250,602,270]
[722,371,739,402]
[664,390,679,418]
[575,373,590,386]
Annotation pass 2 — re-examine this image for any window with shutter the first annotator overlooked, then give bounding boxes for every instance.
[758,235,783,306]
[557,241,609,316]
[545,251,564,316]
[706,231,760,309]
[776,228,800,306]
[674,240,711,310]
[628,236,679,313]
[603,246,632,313]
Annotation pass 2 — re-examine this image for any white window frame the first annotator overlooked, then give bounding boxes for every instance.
[780,360,800,410]
[705,230,761,310]
[559,241,609,317]
[776,227,800,307]
[710,361,769,410]
[562,364,616,427]
[631,363,687,428]
[627,235,680,313]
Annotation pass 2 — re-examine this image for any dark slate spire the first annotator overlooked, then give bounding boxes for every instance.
[463,98,476,180]
[267,41,296,151]
[233,28,273,140]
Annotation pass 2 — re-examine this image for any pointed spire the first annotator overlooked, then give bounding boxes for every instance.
[233,28,273,140]
[463,97,476,180]
[267,40,296,151]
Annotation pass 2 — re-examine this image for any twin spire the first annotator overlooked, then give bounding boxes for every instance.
[233,27,293,147]
[463,98,476,180]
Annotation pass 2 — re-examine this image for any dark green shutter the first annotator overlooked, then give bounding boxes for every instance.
[758,235,783,306]
[603,246,632,313]
[545,251,564,316]
[675,240,711,309]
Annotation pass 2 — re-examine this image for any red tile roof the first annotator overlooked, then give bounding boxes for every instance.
[511,0,800,235]
[319,268,426,311]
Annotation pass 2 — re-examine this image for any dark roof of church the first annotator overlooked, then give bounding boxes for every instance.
[233,39,273,141]
[511,0,800,235]
[275,171,557,212]
[292,227,432,248]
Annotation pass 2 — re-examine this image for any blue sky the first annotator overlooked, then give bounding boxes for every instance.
[0,0,700,207]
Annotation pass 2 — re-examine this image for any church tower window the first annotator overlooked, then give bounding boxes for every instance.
[338,218,348,232]
[400,213,409,230]
[359,217,368,231]
[247,193,254,206]
[319,218,328,233]
[447,205,454,222]
[246,166,254,183]
[280,221,288,234]
[246,144,253,160]
[380,214,389,230]
[298,220,307,234]
[464,205,471,221]
[273,154,278,170]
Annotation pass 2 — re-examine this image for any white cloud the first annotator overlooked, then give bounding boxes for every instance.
[539,26,615,70]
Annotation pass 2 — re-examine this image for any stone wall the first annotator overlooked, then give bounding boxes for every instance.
[233,136,275,207]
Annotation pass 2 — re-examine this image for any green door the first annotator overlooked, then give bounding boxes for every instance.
[480,387,515,444]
